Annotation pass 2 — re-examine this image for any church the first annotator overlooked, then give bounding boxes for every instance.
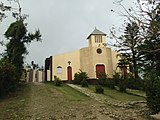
[45,28,119,81]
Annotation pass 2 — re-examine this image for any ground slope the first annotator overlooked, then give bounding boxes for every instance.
[0,83,152,120]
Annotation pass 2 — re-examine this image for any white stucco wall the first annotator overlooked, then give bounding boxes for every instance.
[37,71,43,82]
[47,70,51,81]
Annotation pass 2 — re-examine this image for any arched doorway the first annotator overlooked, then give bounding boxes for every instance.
[67,66,72,80]
[96,64,105,78]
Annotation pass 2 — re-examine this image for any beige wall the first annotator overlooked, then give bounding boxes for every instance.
[32,70,36,82]
[80,46,115,78]
[47,70,51,81]
[111,51,119,74]
[88,35,106,47]
[52,50,80,80]
[50,34,119,80]
[37,71,43,82]
[26,70,45,82]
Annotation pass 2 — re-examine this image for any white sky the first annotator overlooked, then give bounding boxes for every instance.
[0,0,136,66]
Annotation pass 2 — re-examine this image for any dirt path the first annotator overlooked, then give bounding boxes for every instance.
[25,83,116,120]
[0,83,152,120]
[67,84,152,120]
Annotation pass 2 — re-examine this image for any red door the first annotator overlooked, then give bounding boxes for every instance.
[67,66,72,80]
[96,65,105,78]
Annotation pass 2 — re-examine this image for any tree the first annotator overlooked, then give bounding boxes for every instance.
[0,2,11,22]
[0,0,41,97]
[112,0,160,113]
[119,22,141,80]
[140,2,160,114]
[117,53,130,79]
[4,0,41,81]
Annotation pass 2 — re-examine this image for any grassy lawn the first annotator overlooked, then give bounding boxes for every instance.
[89,85,145,102]
[45,82,90,101]
[126,88,146,97]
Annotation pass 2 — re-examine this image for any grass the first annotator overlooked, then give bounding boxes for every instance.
[0,83,31,120]
[45,82,145,102]
[89,85,145,102]
[45,82,90,101]
[126,88,146,97]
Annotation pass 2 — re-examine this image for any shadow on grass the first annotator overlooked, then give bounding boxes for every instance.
[44,81,90,101]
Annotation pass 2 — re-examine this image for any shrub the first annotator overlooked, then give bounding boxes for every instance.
[54,76,62,86]
[81,79,88,87]
[112,72,121,86]
[126,74,143,90]
[105,78,115,89]
[95,85,104,94]
[97,73,107,86]
[0,60,18,97]
[118,78,127,92]
[145,76,160,114]
[98,73,115,89]
[73,70,88,84]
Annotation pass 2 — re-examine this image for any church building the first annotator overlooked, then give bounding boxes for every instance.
[45,28,119,81]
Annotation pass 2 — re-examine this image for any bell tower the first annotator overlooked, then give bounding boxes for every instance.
[87,28,106,47]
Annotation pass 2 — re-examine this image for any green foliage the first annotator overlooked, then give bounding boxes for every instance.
[112,72,121,86]
[126,75,143,90]
[144,70,160,114]
[113,0,160,112]
[73,70,88,84]
[54,76,62,86]
[146,79,160,114]
[118,78,127,93]
[95,85,104,94]
[117,54,130,79]
[4,20,41,81]
[113,21,140,81]
[0,59,18,97]
[105,78,115,89]
[0,0,41,98]
[81,79,88,87]
[98,73,115,89]
[97,73,107,86]
[5,20,27,40]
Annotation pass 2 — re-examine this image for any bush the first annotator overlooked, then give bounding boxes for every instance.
[105,78,115,89]
[95,85,104,94]
[97,73,107,86]
[126,75,143,90]
[118,78,127,92]
[54,76,62,86]
[112,72,121,86]
[0,60,18,97]
[145,77,160,114]
[98,73,115,89]
[81,79,88,87]
[73,70,88,84]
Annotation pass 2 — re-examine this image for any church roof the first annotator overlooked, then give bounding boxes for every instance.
[87,28,106,39]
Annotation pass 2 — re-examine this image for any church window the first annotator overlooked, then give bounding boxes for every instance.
[95,35,102,43]
[97,48,102,54]
[56,66,62,74]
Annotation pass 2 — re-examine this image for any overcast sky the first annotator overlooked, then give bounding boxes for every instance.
[0,0,136,67]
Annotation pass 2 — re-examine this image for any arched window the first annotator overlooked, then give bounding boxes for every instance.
[56,66,62,74]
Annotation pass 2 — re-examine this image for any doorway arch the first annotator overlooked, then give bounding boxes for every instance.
[67,66,72,80]
[96,64,105,78]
